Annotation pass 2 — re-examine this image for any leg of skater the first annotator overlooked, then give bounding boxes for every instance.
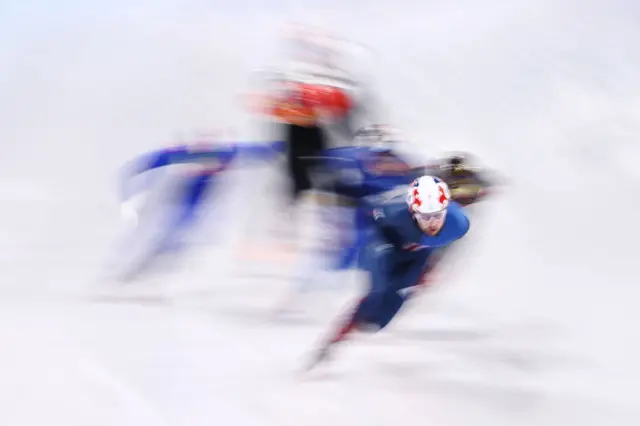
[307,243,436,368]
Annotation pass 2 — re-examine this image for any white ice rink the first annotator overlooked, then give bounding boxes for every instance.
[1,1,640,425]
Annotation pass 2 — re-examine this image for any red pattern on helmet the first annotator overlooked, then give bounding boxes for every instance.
[411,188,422,209]
[438,185,448,206]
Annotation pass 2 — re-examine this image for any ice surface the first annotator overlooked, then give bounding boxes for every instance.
[1,1,639,425]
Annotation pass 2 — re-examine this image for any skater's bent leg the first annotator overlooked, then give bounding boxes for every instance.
[367,289,407,330]
[355,255,435,331]
[328,237,394,342]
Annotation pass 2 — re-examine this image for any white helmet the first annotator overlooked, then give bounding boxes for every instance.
[407,176,451,232]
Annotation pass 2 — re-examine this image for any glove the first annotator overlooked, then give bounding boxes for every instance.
[120,193,147,227]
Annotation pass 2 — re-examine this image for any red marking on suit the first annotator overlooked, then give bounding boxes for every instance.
[403,243,426,251]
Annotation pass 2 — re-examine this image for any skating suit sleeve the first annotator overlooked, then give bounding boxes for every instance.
[187,145,239,173]
[119,145,239,202]
[316,147,364,197]
[324,148,418,201]
[119,147,188,202]
[236,141,286,164]
[357,151,422,203]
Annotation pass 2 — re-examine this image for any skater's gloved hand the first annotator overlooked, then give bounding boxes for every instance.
[120,193,146,226]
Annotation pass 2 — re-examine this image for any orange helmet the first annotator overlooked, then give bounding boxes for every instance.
[315,85,352,118]
[251,82,353,126]
[292,83,352,120]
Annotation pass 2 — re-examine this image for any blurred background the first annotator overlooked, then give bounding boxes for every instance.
[0,0,639,425]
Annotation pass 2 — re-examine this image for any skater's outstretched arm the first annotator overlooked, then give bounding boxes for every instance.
[236,141,286,164]
[118,144,243,202]
[119,148,187,202]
